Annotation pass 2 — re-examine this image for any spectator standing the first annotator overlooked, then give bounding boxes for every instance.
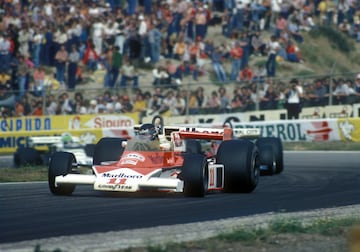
[138,14,148,61]
[18,25,31,57]
[284,79,303,119]
[42,25,54,66]
[229,42,243,81]
[17,56,29,99]
[92,17,105,55]
[55,45,68,87]
[31,28,43,68]
[173,38,186,60]
[211,46,227,83]
[195,6,207,39]
[83,41,99,73]
[53,27,68,65]
[266,35,280,77]
[147,22,162,64]
[31,66,45,97]
[0,32,11,73]
[238,31,251,70]
[110,46,122,88]
[67,44,80,90]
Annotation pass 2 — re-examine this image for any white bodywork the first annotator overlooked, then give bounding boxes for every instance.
[54,162,224,193]
[29,135,93,166]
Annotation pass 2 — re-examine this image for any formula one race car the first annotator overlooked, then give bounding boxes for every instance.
[48,116,283,197]
[14,133,94,167]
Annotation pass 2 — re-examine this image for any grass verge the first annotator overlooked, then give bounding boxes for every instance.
[126,217,360,252]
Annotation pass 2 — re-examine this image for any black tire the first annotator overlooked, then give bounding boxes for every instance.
[93,138,126,165]
[84,144,96,157]
[217,140,260,193]
[181,154,208,197]
[256,137,284,174]
[185,140,202,154]
[258,144,276,176]
[13,147,42,167]
[48,152,76,195]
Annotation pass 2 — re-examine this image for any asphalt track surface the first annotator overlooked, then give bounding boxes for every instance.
[1,151,359,244]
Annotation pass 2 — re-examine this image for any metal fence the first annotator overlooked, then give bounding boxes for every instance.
[1,70,360,118]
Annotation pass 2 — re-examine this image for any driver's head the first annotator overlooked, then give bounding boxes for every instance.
[138,123,158,141]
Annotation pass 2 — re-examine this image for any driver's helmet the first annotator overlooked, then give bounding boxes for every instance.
[61,133,73,145]
[138,123,158,141]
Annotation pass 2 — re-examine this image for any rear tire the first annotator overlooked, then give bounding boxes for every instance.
[217,140,259,193]
[256,137,283,174]
[93,138,126,165]
[84,144,96,157]
[181,154,208,197]
[185,140,202,154]
[13,147,42,167]
[258,144,276,176]
[48,152,76,195]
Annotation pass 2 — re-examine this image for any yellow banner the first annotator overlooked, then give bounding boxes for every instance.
[0,113,139,153]
[337,118,360,142]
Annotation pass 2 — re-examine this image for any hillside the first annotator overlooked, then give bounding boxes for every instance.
[68,25,360,102]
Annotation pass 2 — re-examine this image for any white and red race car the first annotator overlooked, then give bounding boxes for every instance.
[48,116,283,197]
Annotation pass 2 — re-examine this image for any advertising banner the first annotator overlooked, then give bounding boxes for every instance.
[0,113,139,153]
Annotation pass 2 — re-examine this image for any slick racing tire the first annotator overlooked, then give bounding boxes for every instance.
[185,140,202,154]
[93,138,126,165]
[258,144,276,176]
[181,154,208,197]
[84,144,96,157]
[217,139,260,193]
[48,152,76,195]
[13,147,42,167]
[256,137,284,174]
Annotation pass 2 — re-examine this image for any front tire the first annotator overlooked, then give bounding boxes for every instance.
[217,140,260,193]
[48,152,76,195]
[181,154,208,197]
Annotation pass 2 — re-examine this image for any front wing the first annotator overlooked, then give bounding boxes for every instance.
[54,163,224,193]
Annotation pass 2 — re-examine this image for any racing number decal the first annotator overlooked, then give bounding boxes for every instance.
[108,178,127,184]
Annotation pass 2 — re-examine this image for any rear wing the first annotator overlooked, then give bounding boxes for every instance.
[28,136,81,147]
[164,126,260,140]
[134,124,261,141]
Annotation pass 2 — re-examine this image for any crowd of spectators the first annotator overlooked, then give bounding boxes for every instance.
[0,0,360,119]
